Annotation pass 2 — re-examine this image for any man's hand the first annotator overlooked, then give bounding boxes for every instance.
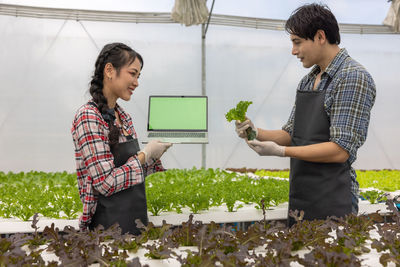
[247,139,285,157]
[235,117,258,139]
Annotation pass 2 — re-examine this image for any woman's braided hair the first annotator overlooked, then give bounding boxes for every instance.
[89,42,143,145]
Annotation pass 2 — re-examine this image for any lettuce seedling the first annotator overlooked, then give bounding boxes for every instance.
[360,190,387,204]
[225,101,257,140]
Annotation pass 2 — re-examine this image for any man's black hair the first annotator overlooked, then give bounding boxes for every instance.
[285,3,340,45]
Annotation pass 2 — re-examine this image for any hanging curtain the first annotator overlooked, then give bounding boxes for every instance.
[383,0,400,32]
[171,0,209,26]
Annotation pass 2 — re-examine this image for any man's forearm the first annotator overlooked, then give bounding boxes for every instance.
[257,129,292,146]
[284,141,349,163]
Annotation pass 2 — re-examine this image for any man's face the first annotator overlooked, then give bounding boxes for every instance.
[290,34,321,68]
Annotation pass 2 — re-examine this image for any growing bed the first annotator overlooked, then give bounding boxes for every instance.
[1,169,399,266]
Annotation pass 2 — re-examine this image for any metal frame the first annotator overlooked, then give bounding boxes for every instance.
[0,3,397,34]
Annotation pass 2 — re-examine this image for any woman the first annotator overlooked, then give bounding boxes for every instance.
[71,42,172,234]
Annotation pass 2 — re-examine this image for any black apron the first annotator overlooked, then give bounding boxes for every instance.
[87,102,148,235]
[288,76,352,227]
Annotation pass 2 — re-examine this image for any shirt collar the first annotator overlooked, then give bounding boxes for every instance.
[115,103,130,128]
[115,103,125,120]
[305,48,348,80]
[324,48,348,78]
[307,65,320,81]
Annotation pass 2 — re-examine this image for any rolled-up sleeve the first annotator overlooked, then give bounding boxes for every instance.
[282,104,296,135]
[142,159,165,176]
[328,70,376,163]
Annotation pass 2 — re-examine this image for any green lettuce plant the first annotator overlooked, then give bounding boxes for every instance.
[225,101,257,140]
[1,169,399,222]
[360,190,387,204]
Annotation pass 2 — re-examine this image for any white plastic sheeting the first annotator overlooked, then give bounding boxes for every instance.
[0,0,392,25]
[384,0,400,32]
[0,6,399,172]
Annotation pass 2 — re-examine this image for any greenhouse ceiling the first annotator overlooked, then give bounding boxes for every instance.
[0,0,397,34]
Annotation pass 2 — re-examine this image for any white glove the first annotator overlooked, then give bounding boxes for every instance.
[140,140,172,164]
[235,117,258,139]
[246,139,285,157]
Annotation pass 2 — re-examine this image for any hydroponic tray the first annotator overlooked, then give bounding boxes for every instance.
[19,226,389,267]
[0,200,389,234]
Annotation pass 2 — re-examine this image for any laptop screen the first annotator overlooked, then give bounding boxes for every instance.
[148,96,207,131]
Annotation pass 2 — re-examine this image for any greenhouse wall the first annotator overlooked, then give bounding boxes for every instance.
[0,14,399,172]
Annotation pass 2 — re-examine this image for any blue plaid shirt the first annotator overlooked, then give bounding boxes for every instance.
[282,48,376,199]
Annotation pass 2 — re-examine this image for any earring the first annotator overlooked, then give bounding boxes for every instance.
[108,76,112,80]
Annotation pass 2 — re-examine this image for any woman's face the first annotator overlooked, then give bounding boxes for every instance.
[107,57,142,102]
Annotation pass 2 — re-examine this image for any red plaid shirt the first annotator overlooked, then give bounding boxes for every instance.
[71,101,164,230]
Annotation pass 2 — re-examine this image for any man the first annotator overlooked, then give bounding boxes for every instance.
[235,4,376,226]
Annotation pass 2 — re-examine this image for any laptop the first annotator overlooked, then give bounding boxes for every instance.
[143,95,208,144]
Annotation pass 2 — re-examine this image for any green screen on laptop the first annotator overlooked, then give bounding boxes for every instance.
[148,96,207,130]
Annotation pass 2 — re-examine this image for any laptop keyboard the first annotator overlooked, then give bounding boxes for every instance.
[148,132,206,138]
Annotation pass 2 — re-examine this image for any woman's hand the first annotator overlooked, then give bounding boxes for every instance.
[140,140,172,164]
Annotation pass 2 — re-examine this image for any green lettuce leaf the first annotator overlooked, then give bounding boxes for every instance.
[225,101,256,140]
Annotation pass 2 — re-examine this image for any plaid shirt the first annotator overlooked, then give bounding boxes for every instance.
[71,101,165,230]
[282,48,376,198]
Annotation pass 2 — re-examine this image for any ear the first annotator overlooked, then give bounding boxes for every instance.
[314,29,327,44]
[104,62,115,79]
